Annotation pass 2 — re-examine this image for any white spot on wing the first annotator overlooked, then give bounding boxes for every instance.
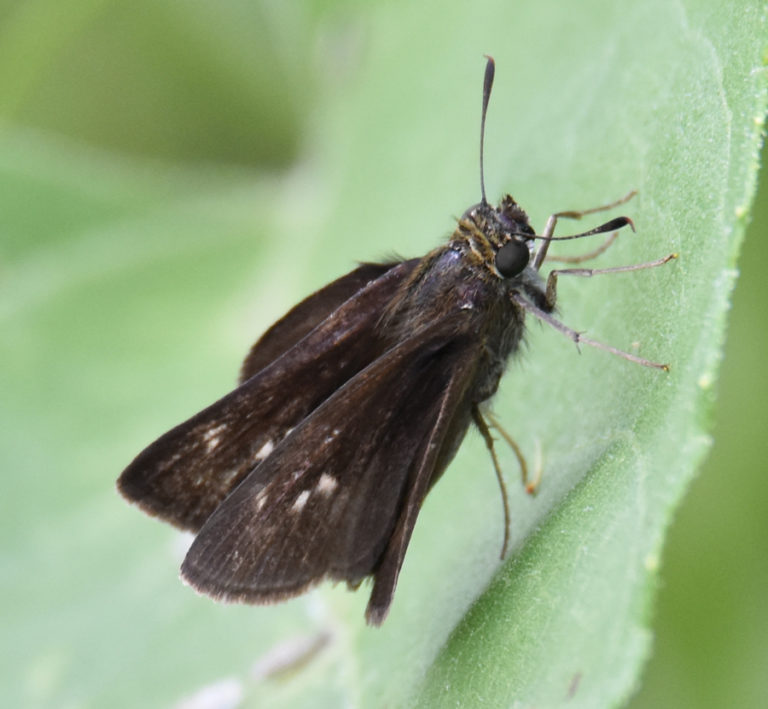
[291,490,310,513]
[254,487,269,512]
[202,423,228,453]
[220,468,239,484]
[316,473,338,496]
[324,428,342,444]
[253,439,274,463]
[160,451,183,471]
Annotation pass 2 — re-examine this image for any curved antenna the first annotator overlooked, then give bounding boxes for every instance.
[518,217,636,242]
[480,56,495,206]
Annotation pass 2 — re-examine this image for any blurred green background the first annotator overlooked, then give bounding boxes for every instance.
[1,1,765,707]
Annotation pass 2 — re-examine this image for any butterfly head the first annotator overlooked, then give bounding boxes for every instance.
[460,195,536,279]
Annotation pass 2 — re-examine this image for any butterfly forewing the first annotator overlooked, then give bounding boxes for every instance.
[180,312,481,624]
[118,260,418,532]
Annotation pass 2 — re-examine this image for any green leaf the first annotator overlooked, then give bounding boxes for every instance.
[628,144,768,709]
[1,2,765,708]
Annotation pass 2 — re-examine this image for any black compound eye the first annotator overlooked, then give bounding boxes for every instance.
[495,239,530,278]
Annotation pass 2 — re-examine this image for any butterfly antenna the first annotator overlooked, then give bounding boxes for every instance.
[480,55,495,206]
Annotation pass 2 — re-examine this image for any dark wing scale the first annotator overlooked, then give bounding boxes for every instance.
[239,262,405,383]
[180,314,481,625]
[117,260,418,532]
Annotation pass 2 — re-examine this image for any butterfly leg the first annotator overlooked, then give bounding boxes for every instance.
[472,405,514,559]
[545,231,619,264]
[488,412,543,496]
[512,292,671,370]
[533,190,637,269]
[543,254,678,312]
[482,410,542,495]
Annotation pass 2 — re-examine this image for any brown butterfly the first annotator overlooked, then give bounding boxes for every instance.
[118,57,674,625]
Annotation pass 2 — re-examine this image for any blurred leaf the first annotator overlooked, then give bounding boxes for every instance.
[0,0,314,167]
[1,1,766,708]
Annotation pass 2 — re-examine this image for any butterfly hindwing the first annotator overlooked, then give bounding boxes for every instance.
[239,261,410,383]
[117,260,418,532]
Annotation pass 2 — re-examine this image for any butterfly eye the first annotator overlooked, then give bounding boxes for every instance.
[495,239,530,278]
